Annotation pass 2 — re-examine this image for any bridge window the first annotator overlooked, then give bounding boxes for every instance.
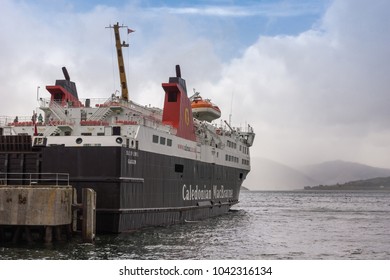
[168,92,177,102]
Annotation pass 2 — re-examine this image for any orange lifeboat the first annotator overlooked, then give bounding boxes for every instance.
[191,95,221,122]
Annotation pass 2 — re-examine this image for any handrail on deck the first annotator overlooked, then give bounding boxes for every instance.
[0,172,70,186]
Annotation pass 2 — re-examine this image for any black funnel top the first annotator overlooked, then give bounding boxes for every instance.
[55,67,78,99]
[169,65,187,95]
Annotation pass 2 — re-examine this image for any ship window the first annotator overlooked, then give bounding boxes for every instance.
[152,135,159,143]
[175,164,184,173]
[54,93,63,101]
[113,126,121,136]
[76,138,83,144]
[160,137,166,145]
[116,137,123,144]
[97,132,105,136]
[168,92,177,102]
[167,139,172,147]
[81,133,92,136]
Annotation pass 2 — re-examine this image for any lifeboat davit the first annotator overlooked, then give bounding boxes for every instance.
[191,96,221,122]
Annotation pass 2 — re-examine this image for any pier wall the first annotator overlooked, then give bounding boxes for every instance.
[0,186,73,226]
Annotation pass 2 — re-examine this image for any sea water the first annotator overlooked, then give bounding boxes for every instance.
[1,190,390,259]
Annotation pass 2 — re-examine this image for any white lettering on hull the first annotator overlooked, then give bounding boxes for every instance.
[213,185,233,199]
[182,184,211,201]
[182,184,233,201]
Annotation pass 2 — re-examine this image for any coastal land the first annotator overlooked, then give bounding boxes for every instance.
[304,176,390,191]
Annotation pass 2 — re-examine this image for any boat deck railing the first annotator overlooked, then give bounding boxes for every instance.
[0,173,70,186]
[0,116,35,126]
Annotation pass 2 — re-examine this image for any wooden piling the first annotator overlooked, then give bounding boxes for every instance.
[72,188,78,233]
[82,188,96,243]
[44,226,53,244]
[12,226,21,244]
[0,226,4,243]
[24,226,33,244]
[54,226,62,242]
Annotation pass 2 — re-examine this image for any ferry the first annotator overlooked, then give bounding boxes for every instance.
[0,23,255,233]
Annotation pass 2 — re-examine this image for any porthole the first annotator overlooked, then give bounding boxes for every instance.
[116,137,123,144]
[76,138,83,144]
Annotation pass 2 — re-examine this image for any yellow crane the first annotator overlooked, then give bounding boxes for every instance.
[106,22,132,101]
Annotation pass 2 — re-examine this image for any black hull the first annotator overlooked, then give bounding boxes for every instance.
[0,145,246,233]
[36,146,246,233]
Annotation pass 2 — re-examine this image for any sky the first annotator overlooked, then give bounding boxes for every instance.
[1,0,390,183]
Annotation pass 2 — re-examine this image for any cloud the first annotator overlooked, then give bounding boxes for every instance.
[150,1,325,18]
[0,0,224,110]
[199,0,390,171]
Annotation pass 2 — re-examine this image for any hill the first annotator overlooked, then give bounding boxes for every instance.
[304,176,390,190]
[245,158,390,191]
[299,160,390,185]
[244,157,318,190]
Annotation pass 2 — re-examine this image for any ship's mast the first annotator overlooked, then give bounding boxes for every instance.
[106,22,130,101]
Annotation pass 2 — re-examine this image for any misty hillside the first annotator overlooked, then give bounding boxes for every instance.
[245,158,390,190]
[245,157,318,190]
[299,160,390,185]
[305,176,390,190]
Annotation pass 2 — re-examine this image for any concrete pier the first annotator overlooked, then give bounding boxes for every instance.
[0,184,96,244]
[0,185,73,226]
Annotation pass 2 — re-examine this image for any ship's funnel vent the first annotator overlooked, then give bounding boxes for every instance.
[175,65,181,78]
[55,67,79,99]
[62,67,70,81]
[169,65,187,95]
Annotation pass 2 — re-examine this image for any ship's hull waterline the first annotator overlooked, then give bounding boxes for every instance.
[1,145,246,233]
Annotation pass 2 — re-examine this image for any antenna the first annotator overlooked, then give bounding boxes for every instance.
[229,91,233,126]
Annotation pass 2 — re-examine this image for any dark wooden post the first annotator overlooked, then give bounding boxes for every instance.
[82,188,96,243]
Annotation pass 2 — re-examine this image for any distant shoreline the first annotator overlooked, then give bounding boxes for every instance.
[244,176,390,191]
[303,176,390,191]
[304,185,390,191]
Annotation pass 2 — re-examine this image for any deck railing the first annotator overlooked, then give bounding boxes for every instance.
[0,173,70,186]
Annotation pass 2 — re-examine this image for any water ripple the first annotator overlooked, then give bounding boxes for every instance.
[1,190,390,259]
